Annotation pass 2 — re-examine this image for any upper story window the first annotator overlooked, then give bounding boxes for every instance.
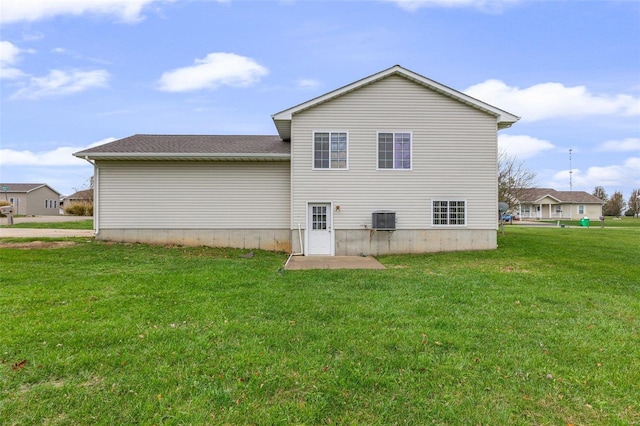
[314,132,348,169]
[432,200,466,226]
[378,132,411,170]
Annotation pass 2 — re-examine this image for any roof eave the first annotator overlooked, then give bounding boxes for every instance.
[73,152,291,161]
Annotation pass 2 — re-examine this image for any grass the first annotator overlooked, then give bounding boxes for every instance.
[527,216,640,228]
[1,227,638,425]
[0,219,93,229]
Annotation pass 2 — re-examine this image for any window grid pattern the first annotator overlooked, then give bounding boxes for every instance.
[314,132,347,169]
[378,132,411,169]
[433,200,466,226]
[312,205,327,230]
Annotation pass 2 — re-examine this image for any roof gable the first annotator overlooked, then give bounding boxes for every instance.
[0,183,61,195]
[271,65,520,140]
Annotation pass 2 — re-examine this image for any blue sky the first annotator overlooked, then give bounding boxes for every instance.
[1,0,639,201]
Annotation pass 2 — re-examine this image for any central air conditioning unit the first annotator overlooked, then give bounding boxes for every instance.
[372,210,396,230]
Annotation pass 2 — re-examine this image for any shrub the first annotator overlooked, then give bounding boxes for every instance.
[625,208,636,217]
[64,201,93,216]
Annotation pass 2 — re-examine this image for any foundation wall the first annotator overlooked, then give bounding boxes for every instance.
[336,229,496,255]
[97,229,292,252]
[97,228,496,255]
[290,228,497,256]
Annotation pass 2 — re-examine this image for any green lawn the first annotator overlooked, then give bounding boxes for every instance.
[0,219,93,229]
[525,216,640,228]
[1,227,638,425]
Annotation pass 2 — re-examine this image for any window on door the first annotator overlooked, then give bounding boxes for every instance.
[311,205,327,230]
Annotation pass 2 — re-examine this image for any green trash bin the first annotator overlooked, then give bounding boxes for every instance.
[580,217,590,227]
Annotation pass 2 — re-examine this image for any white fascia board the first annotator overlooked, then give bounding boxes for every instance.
[533,194,563,203]
[73,152,291,160]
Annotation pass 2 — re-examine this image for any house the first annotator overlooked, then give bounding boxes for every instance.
[515,188,604,220]
[0,183,62,216]
[73,65,519,255]
[61,189,94,206]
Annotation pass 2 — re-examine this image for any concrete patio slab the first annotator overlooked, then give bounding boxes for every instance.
[285,255,386,270]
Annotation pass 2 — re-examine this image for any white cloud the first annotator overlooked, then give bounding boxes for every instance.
[157,52,268,92]
[10,69,110,100]
[0,138,116,167]
[595,137,640,153]
[465,80,640,122]
[0,40,26,79]
[498,134,555,160]
[549,157,640,191]
[0,0,171,24]
[296,78,321,89]
[385,0,519,12]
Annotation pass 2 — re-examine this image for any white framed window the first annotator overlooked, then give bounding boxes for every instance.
[44,199,57,209]
[555,205,562,213]
[377,132,412,170]
[313,132,348,169]
[432,200,466,226]
[578,205,585,215]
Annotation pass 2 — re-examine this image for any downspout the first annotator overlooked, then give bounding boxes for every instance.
[80,156,98,236]
[284,222,304,268]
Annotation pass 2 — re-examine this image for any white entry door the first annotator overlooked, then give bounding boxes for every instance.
[307,203,333,256]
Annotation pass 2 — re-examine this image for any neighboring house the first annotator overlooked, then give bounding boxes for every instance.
[0,183,62,216]
[62,189,94,206]
[74,65,519,255]
[515,188,604,220]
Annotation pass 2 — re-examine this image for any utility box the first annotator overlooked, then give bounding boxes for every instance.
[372,210,396,230]
[1,205,14,225]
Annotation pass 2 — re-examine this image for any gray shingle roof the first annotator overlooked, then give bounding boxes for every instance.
[74,134,289,159]
[0,183,49,193]
[516,188,604,204]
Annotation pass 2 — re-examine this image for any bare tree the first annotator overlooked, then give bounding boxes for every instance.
[592,186,608,203]
[604,191,624,217]
[498,149,536,208]
[628,188,640,218]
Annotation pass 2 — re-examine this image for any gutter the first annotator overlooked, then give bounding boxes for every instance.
[73,152,291,161]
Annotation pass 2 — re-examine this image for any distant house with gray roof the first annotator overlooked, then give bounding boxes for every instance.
[514,188,604,220]
[0,183,61,216]
[74,65,519,255]
[61,188,94,206]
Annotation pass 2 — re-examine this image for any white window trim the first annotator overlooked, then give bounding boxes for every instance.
[577,205,585,215]
[431,199,468,227]
[312,131,349,171]
[376,131,413,171]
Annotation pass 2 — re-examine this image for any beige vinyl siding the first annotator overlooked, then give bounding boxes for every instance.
[96,161,290,229]
[582,204,603,219]
[9,187,60,215]
[291,74,499,231]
